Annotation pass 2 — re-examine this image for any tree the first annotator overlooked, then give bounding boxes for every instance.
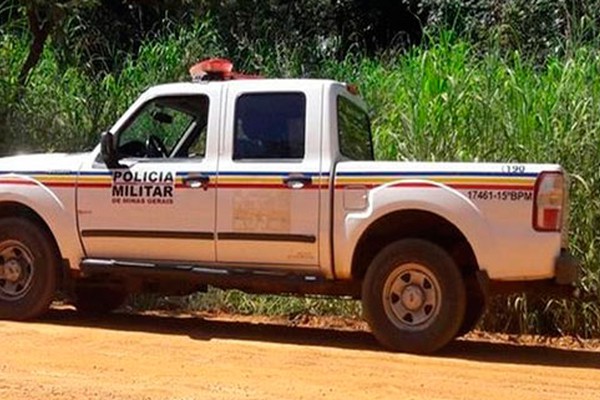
[332,0,423,55]
[16,0,97,91]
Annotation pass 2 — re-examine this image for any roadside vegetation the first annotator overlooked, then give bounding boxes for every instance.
[1,1,599,337]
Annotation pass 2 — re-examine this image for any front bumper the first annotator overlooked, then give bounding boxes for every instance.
[554,249,580,285]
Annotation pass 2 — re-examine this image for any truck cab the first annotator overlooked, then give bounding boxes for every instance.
[79,78,357,274]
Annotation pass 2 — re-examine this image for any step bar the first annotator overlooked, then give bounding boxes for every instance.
[80,258,361,297]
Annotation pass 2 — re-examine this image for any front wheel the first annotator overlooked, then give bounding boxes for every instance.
[0,217,59,320]
[362,239,466,354]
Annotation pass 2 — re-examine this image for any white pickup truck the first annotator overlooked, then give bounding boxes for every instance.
[0,59,579,353]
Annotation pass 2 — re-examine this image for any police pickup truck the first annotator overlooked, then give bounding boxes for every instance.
[0,59,579,353]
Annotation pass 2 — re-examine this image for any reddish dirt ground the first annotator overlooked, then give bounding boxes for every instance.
[1,307,599,400]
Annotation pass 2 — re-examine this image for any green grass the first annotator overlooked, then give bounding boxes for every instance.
[129,288,362,318]
[1,23,599,337]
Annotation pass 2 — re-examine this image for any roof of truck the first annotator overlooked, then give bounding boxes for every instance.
[146,78,343,95]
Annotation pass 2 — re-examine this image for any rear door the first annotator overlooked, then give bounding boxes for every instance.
[215,85,323,267]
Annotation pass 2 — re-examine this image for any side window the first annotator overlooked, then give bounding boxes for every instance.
[337,95,374,161]
[117,95,209,159]
[233,92,306,160]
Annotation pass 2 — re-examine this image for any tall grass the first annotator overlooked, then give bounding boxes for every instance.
[1,22,599,337]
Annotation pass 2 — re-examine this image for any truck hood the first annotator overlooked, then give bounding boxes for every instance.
[0,152,89,174]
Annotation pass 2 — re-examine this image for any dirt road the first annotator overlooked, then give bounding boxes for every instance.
[1,308,599,400]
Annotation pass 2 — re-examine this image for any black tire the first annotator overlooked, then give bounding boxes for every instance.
[456,276,486,337]
[0,217,59,320]
[362,239,466,354]
[73,286,127,315]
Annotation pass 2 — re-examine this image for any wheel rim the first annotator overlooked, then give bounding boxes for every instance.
[382,262,442,331]
[0,240,35,301]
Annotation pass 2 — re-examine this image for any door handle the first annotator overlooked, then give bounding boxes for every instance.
[182,175,210,190]
[283,175,312,189]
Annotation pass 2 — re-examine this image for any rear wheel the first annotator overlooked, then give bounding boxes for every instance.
[0,217,58,320]
[362,239,466,354]
[73,286,128,315]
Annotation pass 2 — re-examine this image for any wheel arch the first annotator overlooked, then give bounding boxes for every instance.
[0,201,68,282]
[351,209,480,281]
[0,201,56,241]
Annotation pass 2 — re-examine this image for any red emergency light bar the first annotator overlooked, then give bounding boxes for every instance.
[189,58,261,82]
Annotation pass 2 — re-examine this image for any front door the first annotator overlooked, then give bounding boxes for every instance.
[216,87,322,267]
[77,91,219,262]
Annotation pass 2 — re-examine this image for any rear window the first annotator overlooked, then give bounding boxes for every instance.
[233,92,306,160]
[337,95,374,160]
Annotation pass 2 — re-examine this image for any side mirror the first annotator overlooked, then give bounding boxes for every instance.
[100,131,121,169]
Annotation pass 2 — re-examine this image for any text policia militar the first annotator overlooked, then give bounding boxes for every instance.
[111,170,174,205]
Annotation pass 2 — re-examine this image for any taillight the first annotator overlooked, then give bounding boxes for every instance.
[533,171,564,231]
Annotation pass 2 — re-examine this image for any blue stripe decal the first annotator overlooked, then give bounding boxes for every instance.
[0,170,109,176]
[0,170,328,178]
[79,171,111,176]
[0,170,79,175]
[177,172,324,177]
[217,171,325,177]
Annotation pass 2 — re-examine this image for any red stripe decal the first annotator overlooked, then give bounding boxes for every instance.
[450,184,534,191]
[44,182,78,188]
[391,182,437,188]
[76,183,111,188]
[334,182,534,191]
[218,183,320,189]
[0,180,36,185]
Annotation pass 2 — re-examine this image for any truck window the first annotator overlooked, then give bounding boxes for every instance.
[337,95,374,161]
[117,95,209,159]
[233,92,306,160]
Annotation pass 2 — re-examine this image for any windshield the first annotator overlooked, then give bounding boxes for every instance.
[116,95,209,159]
[337,95,374,160]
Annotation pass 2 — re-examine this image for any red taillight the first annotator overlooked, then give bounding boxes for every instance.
[533,171,564,231]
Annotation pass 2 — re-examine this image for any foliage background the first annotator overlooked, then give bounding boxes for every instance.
[1,0,599,336]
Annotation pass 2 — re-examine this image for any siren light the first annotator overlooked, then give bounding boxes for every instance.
[189,58,233,81]
[346,83,359,95]
[189,58,261,82]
